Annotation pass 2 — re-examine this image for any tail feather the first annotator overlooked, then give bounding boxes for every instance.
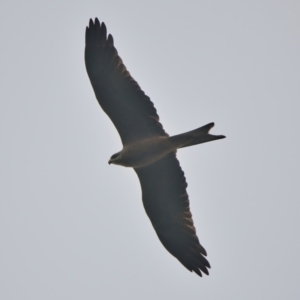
[169,122,225,149]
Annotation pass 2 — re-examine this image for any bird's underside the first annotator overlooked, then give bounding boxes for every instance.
[109,122,224,168]
[85,18,225,277]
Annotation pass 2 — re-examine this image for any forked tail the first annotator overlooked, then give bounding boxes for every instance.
[169,122,225,149]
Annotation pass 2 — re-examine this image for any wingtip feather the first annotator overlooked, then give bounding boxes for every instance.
[194,268,203,277]
[107,34,114,46]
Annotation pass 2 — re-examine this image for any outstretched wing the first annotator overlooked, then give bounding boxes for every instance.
[135,153,210,277]
[85,19,167,145]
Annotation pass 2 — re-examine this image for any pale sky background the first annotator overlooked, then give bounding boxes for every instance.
[0,1,299,299]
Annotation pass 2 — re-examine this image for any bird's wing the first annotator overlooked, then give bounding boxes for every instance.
[134,152,210,277]
[85,19,167,145]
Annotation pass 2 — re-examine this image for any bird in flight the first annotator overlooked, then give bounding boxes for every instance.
[85,18,225,277]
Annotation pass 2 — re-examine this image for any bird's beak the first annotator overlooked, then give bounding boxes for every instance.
[108,159,112,165]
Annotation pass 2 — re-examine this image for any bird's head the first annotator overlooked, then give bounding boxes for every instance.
[108,152,122,165]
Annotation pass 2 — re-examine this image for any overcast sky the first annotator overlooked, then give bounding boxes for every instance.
[0,1,299,299]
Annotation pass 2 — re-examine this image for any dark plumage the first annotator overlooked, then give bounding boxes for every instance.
[85,18,225,277]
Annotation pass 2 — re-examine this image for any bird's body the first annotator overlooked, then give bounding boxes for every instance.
[109,135,173,167]
[85,18,225,277]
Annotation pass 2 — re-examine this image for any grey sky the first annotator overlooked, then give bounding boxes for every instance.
[0,0,299,299]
